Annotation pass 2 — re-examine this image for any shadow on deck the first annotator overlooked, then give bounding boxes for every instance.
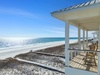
[69,52,98,72]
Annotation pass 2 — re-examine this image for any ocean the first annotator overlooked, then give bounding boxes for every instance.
[0,37,78,49]
[0,37,78,59]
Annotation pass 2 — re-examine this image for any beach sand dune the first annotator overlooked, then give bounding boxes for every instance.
[15,51,65,70]
[0,58,64,75]
[0,42,81,75]
[35,45,65,55]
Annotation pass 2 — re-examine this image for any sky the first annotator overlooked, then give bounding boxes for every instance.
[0,0,93,39]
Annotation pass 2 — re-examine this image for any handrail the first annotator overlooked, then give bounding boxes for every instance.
[68,48,100,52]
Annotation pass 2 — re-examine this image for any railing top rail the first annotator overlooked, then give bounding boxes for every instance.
[68,48,100,52]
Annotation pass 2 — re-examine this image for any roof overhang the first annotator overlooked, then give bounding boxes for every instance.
[51,3,100,31]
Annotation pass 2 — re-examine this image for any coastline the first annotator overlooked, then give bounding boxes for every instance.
[0,38,91,59]
[0,39,91,75]
[0,41,65,59]
[0,41,66,75]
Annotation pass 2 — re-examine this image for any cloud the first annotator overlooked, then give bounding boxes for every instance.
[0,7,39,19]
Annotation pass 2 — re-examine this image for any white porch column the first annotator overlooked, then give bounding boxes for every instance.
[86,30,88,47]
[78,26,81,49]
[98,23,100,75]
[65,21,69,67]
[83,29,85,50]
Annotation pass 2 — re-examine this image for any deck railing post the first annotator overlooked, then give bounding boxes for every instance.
[86,30,88,48]
[93,34,95,39]
[70,51,72,60]
[74,50,76,57]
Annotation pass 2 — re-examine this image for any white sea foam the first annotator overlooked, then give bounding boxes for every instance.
[0,41,65,59]
[0,39,78,59]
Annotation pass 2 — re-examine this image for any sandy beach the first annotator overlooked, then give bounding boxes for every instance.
[0,58,64,75]
[0,41,65,59]
[0,44,66,75]
[0,40,91,75]
[15,45,65,70]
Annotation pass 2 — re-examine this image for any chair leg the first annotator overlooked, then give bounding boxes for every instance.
[94,58,96,66]
[85,55,87,64]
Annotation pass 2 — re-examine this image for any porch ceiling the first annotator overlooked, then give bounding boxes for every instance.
[70,16,99,31]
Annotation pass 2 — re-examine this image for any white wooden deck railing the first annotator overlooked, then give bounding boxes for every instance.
[69,48,100,60]
[67,49,100,73]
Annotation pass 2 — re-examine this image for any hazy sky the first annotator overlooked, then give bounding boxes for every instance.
[0,0,92,38]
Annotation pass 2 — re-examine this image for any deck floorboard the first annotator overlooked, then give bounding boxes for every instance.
[69,52,98,72]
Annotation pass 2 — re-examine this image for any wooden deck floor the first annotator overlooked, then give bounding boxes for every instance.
[69,52,98,72]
